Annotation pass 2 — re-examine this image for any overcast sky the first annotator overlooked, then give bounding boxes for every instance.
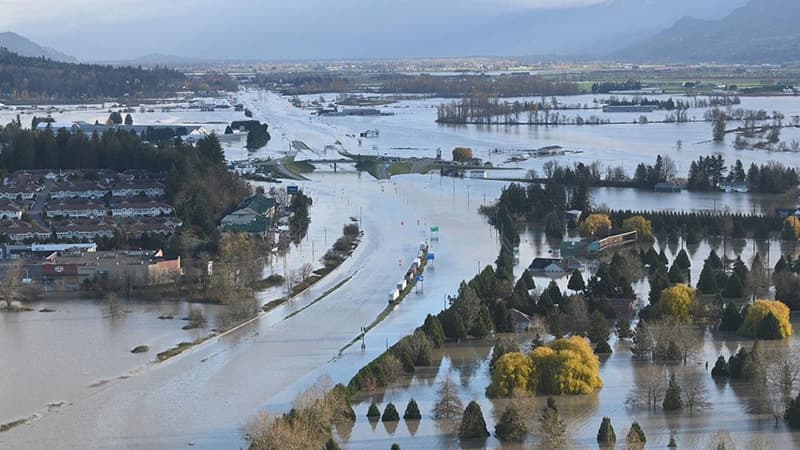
[0,0,745,61]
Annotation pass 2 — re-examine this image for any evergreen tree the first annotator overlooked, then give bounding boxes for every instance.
[367,401,381,420]
[648,268,670,305]
[786,392,800,429]
[631,320,655,360]
[421,314,445,348]
[538,398,566,448]
[711,356,729,377]
[615,320,633,339]
[124,113,133,126]
[722,272,744,298]
[668,262,685,284]
[719,302,743,331]
[494,404,528,442]
[663,373,683,410]
[458,401,490,440]
[382,403,400,422]
[568,269,586,292]
[674,249,691,270]
[626,422,647,446]
[596,417,617,445]
[403,399,422,420]
[756,313,783,340]
[697,262,718,294]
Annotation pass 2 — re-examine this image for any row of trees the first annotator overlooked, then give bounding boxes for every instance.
[0,48,235,103]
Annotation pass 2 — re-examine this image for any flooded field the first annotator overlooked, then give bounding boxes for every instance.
[343,322,800,449]
[2,87,800,449]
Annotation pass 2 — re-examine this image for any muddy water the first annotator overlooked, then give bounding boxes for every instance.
[345,321,800,450]
[0,299,221,425]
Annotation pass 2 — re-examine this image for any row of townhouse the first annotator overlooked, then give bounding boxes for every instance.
[0,184,39,201]
[49,180,166,200]
[45,199,173,219]
[0,199,23,220]
[0,216,183,244]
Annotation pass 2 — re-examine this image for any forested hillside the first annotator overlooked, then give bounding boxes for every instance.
[0,48,236,103]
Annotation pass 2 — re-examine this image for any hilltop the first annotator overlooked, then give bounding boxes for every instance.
[616,0,800,63]
[0,31,77,62]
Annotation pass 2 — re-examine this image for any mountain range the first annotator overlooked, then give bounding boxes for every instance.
[616,0,800,63]
[0,32,77,62]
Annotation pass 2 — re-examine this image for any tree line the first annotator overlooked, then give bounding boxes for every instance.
[0,48,236,103]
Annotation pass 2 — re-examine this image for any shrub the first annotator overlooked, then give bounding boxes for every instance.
[367,402,381,420]
[403,399,421,420]
[596,416,616,445]
[594,340,613,355]
[739,300,792,339]
[627,422,646,445]
[719,302,743,331]
[381,403,400,422]
[786,392,800,429]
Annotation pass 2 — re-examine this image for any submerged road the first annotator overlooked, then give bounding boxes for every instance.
[2,174,503,450]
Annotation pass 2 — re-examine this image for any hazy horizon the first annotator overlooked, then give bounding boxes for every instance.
[1,0,748,62]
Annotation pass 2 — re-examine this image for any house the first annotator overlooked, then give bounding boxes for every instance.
[53,220,116,240]
[776,208,800,218]
[654,182,681,193]
[42,249,181,287]
[219,194,276,235]
[0,184,37,201]
[0,199,23,220]
[49,182,110,199]
[46,200,107,219]
[111,181,165,198]
[111,200,173,218]
[510,308,539,332]
[468,170,486,179]
[718,180,751,193]
[529,257,565,274]
[0,221,52,242]
[563,210,583,225]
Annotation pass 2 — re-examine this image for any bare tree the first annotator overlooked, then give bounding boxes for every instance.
[683,374,712,415]
[433,376,463,423]
[767,347,800,402]
[706,430,735,450]
[626,365,667,411]
[0,261,23,310]
[672,322,703,365]
[299,263,314,281]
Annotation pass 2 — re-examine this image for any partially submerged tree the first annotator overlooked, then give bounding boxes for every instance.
[458,401,489,440]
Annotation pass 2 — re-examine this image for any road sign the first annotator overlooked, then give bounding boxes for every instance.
[430,226,439,232]
[427,253,435,261]
[416,275,424,282]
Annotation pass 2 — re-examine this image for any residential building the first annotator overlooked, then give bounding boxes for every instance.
[219,194,276,235]
[529,257,565,274]
[111,200,174,218]
[0,221,52,242]
[0,199,23,220]
[49,181,110,199]
[42,249,181,287]
[53,220,116,241]
[46,200,107,219]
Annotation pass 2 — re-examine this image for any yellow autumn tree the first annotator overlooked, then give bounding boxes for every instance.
[658,284,697,323]
[579,213,612,239]
[486,352,536,397]
[739,299,793,338]
[783,216,800,240]
[452,147,474,163]
[530,336,602,395]
[622,216,653,241]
